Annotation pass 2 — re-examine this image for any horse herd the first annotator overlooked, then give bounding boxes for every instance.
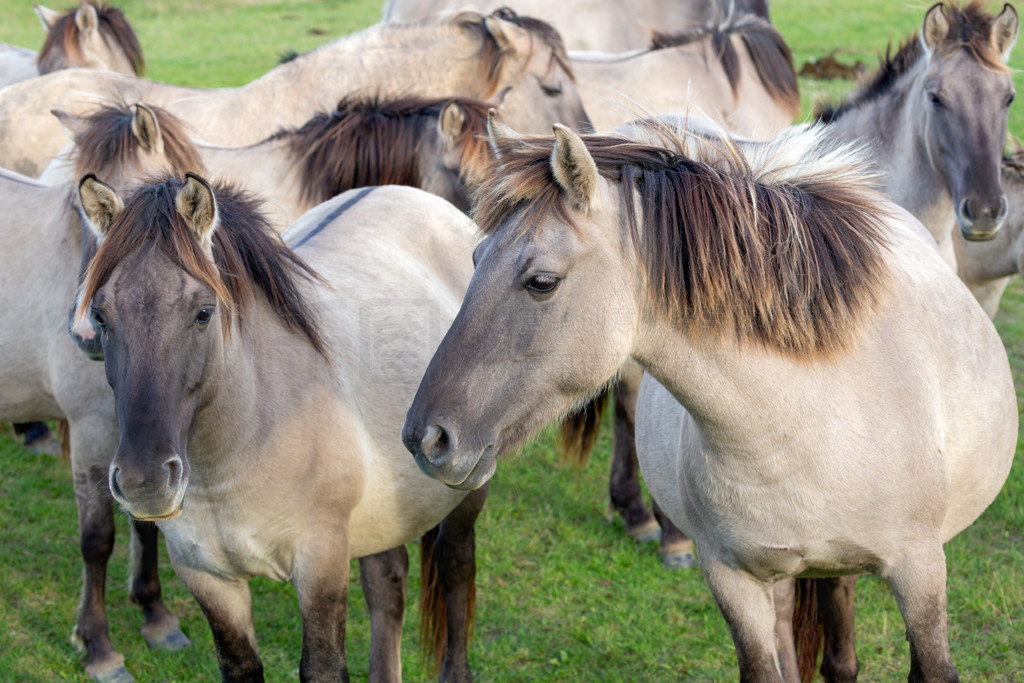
[0,0,1020,681]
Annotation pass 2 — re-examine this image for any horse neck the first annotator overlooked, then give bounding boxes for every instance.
[823,60,953,235]
[246,23,488,110]
[199,139,305,231]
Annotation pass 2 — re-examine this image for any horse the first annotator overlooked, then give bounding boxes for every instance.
[955,146,1024,317]
[570,12,798,136]
[71,175,485,681]
[401,113,1018,681]
[0,8,589,177]
[382,0,772,51]
[0,168,190,683]
[42,95,492,227]
[813,1,1018,268]
[0,1,143,88]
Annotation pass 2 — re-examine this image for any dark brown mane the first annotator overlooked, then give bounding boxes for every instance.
[815,1,1008,123]
[72,103,203,179]
[652,13,798,115]
[277,94,491,207]
[474,129,893,357]
[78,176,326,355]
[38,1,144,76]
[458,7,575,96]
[1003,138,1024,178]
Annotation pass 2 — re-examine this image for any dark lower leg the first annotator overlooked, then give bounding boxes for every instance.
[129,521,189,649]
[360,546,408,683]
[819,576,859,683]
[609,373,656,537]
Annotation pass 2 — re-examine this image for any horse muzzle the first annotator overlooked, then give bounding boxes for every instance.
[109,452,188,521]
[402,420,497,490]
[958,195,1009,242]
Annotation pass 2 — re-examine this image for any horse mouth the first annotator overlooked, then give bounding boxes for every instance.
[124,505,183,522]
[445,446,497,491]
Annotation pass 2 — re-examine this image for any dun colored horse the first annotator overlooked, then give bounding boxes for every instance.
[72,176,485,681]
[402,114,1017,681]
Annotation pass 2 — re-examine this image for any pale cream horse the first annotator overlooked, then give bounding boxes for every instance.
[0,1,143,88]
[401,116,1017,681]
[383,0,770,51]
[572,12,798,136]
[0,9,588,176]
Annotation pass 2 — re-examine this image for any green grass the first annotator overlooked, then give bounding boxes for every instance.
[1,0,1023,680]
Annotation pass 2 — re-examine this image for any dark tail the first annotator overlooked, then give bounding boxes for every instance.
[558,389,610,467]
[418,525,477,675]
[794,578,824,683]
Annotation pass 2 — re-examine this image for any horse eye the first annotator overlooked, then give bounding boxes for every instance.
[1007,92,1016,107]
[541,83,563,97]
[928,92,943,108]
[91,309,107,330]
[194,308,213,326]
[525,274,561,295]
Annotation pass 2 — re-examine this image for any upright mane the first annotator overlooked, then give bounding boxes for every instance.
[71,103,204,179]
[276,94,491,207]
[815,1,1009,123]
[456,7,575,92]
[76,176,326,355]
[37,1,144,75]
[475,123,894,357]
[652,12,799,116]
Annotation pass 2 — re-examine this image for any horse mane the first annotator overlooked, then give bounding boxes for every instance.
[1003,138,1024,179]
[37,1,144,76]
[815,1,1009,123]
[71,102,204,179]
[276,94,491,207]
[475,123,894,358]
[456,7,575,93]
[651,13,799,116]
[76,175,326,355]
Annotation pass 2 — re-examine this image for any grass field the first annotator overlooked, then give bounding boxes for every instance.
[1,0,1022,680]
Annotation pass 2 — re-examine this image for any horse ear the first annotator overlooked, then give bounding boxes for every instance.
[439,101,466,149]
[176,173,219,249]
[51,108,90,142]
[484,13,530,56]
[74,1,98,37]
[991,4,1019,62]
[920,3,949,55]
[33,4,61,31]
[487,108,520,159]
[78,174,123,241]
[131,103,164,154]
[551,123,597,210]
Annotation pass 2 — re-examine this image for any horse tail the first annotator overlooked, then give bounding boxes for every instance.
[418,524,446,675]
[57,419,70,465]
[733,15,801,117]
[793,578,823,683]
[559,388,610,467]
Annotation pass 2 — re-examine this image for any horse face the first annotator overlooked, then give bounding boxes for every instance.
[920,15,1017,240]
[89,247,220,521]
[404,141,636,489]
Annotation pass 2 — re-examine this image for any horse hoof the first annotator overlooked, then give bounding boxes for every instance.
[625,518,661,543]
[84,654,134,683]
[660,549,697,569]
[142,619,191,650]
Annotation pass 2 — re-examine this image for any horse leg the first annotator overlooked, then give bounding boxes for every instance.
[129,521,190,651]
[819,576,859,682]
[13,420,59,455]
[651,499,695,569]
[359,546,409,683]
[67,421,131,683]
[701,556,786,682]
[292,539,352,682]
[172,563,264,682]
[884,549,958,682]
[773,578,800,683]
[421,482,489,683]
[609,362,658,542]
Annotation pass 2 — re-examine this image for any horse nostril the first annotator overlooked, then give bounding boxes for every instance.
[959,197,974,224]
[164,456,184,490]
[110,466,124,499]
[421,423,455,464]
